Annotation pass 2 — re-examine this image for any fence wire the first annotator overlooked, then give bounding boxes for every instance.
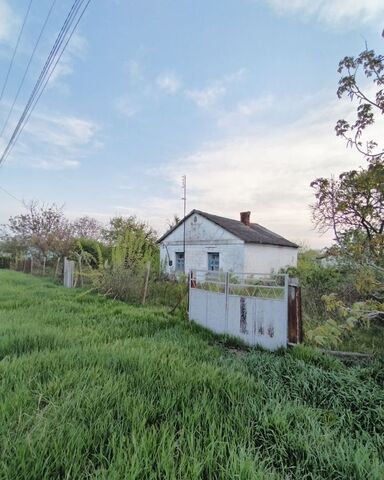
[190,270,287,300]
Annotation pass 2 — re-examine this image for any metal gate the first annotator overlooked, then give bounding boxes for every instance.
[189,270,290,350]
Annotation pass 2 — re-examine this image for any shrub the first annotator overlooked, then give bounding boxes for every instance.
[73,238,104,269]
[0,255,11,269]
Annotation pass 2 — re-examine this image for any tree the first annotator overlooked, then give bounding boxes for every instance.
[102,215,157,246]
[309,38,384,340]
[3,201,73,259]
[335,45,384,164]
[311,163,384,261]
[311,38,384,261]
[72,216,103,241]
[167,214,181,230]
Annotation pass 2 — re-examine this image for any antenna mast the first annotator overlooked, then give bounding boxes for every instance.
[182,175,186,273]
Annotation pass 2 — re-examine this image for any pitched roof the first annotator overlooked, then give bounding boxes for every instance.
[158,209,298,248]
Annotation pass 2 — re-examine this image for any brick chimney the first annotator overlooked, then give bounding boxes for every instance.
[240,211,251,226]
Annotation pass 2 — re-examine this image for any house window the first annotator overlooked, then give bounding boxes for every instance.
[175,252,184,272]
[208,252,220,271]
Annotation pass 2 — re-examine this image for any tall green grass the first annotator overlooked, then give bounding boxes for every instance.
[0,270,383,479]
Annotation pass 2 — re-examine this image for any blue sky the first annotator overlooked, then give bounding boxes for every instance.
[0,0,383,247]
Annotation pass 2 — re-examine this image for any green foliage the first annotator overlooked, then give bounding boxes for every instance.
[0,255,11,269]
[308,42,384,351]
[287,250,343,322]
[336,46,383,163]
[111,228,158,272]
[306,318,346,348]
[1,271,384,479]
[287,247,384,351]
[311,163,384,263]
[147,276,188,310]
[94,228,163,305]
[102,215,157,246]
[73,238,104,269]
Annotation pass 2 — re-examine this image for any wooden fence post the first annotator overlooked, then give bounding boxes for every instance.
[288,278,303,344]
[78,258,83,287]
[54,257,60,278]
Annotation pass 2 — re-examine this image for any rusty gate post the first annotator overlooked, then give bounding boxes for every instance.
[288,277,303,344]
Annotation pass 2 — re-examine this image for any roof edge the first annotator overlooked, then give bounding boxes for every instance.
[157,209,299,248]
[156,209,197,244]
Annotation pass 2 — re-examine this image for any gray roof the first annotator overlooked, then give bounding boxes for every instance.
[158,209,298,248]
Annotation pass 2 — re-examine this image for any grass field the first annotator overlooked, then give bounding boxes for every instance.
[1,270,384,479]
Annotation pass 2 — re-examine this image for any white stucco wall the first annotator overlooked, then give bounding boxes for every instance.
[244,244,297,273]
[160,212,245,274]
[160,212,298,275]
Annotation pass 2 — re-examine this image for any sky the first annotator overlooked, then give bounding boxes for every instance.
[0,0,383,248]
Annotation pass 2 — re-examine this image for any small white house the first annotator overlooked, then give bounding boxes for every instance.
[158,210,298,275]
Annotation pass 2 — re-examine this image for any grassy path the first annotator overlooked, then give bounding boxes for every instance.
[0,270,383,479]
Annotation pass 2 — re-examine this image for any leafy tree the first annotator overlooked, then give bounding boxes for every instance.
[308,37,384,346]
[335,45,383,163]
[102,215,157,246]
[112,229,158,272]
[2,201,73,260]
[72,216,103,241]
[311,163,384,261]
[311,38,384,262]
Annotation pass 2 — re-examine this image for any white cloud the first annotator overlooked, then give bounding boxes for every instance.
[115,95,139,117]
[264,0,384,26]
[186,68,246,109]
[156,71,182,94]
[237,95,275,116]
[2,110,101,170]
[125,59,143,84]
[216,94,276,129]
[48,33,88,86]
[0,0,18,44]
[152,92,382,248]
[186,85,227,108]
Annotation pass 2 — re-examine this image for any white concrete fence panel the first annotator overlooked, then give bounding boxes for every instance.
[189,270,289,350]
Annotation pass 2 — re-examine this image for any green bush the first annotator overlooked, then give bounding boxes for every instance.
[73,238,104,269]
[0,255,11,269]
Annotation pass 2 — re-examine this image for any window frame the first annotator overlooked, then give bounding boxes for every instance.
[175,252,185,272]
[207,252,220,271]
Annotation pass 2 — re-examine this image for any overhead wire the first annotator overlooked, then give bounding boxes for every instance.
[0,0,84,164]
[0,0,92,167]
[6,2,92,163]
[0,184,23,203]
[0,0,34,104]
[0,0,58,139]
[3,0,90,165]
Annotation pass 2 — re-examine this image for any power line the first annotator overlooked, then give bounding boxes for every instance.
[0,0,92,167]
[0,0,34,105]
[0,0,58,139]
[0,0,84,165]
[0,184,23,203]
[3,1,90,165]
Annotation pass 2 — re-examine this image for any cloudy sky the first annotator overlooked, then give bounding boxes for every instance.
[0,0,383,247]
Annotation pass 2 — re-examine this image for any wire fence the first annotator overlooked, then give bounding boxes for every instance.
[190,270,287,300]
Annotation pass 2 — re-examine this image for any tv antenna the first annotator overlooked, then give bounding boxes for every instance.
[182,175,186,273]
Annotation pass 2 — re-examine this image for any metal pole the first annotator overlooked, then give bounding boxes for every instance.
[182,175,186,274]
